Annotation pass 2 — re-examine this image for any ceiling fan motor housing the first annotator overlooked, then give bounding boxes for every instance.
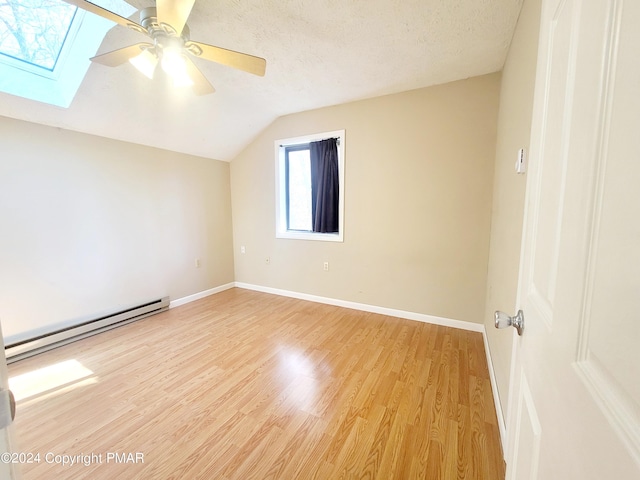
[140,7,190,43]
[138,6,193,71]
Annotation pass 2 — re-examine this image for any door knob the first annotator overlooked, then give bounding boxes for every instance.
[494,310,524,336]
[0,389,15,429]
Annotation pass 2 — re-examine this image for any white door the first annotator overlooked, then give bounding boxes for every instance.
[505,0,640,478]
[0,323,19,480]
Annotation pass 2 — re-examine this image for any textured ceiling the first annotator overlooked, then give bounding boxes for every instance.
[0,0,524,161]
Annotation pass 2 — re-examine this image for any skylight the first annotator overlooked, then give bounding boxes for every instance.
[0,0,136,107]
[0,0,78,72]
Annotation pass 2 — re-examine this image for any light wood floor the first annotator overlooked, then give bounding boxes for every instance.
[8,288,504,479]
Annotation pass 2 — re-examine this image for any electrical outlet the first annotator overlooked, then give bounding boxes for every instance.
[240,246,246,254]
[195,258,201,268]
[265,257,271,265]
[323,261,329,271]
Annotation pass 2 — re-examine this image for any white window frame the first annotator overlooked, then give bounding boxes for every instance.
[275,129,345,242]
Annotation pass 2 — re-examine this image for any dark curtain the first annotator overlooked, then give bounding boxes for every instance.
[310,138,339,233]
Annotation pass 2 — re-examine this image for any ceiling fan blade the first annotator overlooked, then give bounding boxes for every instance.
[156,0,195,36]
[184,57,216,96]
[90,44,153,67]
[63,0,146,32]
[186,41,266,77]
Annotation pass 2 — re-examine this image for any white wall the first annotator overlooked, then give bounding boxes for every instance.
[0,116,234,344]
[231,75,500,324]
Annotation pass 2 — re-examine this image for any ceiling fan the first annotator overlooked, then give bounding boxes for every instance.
[64,0,267,95]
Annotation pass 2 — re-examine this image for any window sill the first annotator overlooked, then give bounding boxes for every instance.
[276,230,343,242]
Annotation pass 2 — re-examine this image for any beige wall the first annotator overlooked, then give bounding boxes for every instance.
[0,116,234,344]
[483,0,542,418]
[231,74,500,323]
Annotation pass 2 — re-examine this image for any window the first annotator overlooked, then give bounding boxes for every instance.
[285,144,314,231]
[0,0,135,107]
[275,130,345,242]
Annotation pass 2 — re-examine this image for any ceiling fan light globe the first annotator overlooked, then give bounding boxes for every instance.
[161,47,186,75]
[160,47,193,88]
[129,49,158,79]
[172,71,194,88]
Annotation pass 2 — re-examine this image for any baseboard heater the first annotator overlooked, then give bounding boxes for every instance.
[5,296,170,363]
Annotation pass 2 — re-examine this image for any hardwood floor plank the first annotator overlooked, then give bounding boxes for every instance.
[470,375,490,478]
[261,411,321,479]
[8,288,505,479]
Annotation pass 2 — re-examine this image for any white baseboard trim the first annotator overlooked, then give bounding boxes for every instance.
[482,328,507,457]
[234,282,483,333]
[169,282,235,308]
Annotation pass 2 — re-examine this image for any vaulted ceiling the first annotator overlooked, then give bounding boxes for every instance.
[0,0,524,161]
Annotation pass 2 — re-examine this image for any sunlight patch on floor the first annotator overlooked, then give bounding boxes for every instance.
[9,359,96,401]
[278,347,320,411]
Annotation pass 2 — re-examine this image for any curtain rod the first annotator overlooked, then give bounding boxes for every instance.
[280,137,340,147]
